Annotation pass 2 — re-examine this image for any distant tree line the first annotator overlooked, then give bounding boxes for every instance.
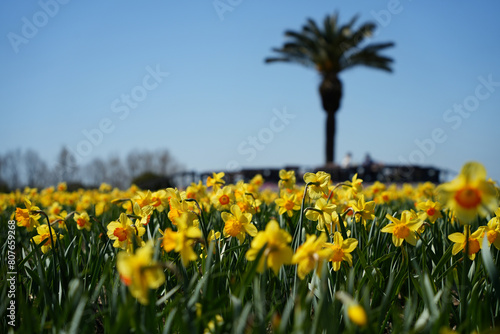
[0,147,181,191]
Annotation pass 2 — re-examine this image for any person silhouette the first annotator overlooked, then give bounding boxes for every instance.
[341,152,352,168]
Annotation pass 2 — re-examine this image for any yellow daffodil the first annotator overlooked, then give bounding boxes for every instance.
[416,181,436,200]
[107,212,145,252]
[448,226,485,260]
[381,211,424,247]
[351,194,375,225]
[200,229,221,257]
[292,233,332,280]
[185,181,207,201]
[33,224,63,254]
[15,198,41,231]
[132,202,154,226]
[343,173,363,199]
[249,174,264,190]
[324,232,358,271]
[366,181,386,199]
[206,172,225,192]
[236,194,261,215]
[278,169,296,189]
[437,162,498,224]
[116,241,165,305]
[211,186,235,211]
[336,291,367,327]
[245,220,293,274]
[305,198,336,232]
[134,190,167,211]
[74,211,92,231]
[303,171,331,199]
[160,226,202,267]
[98,182,112,192]
[348,304,367,327]
[48,202,63,216]
[416,199,442,224]
[275,193,300,217]
[168,197,198,226]
[483,208,500,250]
[221,205,257,243]
[57,182,67,192]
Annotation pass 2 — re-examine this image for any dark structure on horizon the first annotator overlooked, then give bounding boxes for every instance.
[171,165,442,189]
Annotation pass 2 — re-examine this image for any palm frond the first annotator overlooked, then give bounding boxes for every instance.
[265,12,394,74]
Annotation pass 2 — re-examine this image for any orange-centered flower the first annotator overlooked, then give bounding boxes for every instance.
[114,227,128,241]
[211,186,235,211]
[381,211,423,247]
[437,162,497,224]
[393,224,410,239]
[330,245,344,262]
[416,200,442,224]
[15,198,41,231]
[275,193,300,217]
[221,205,257,243]
[219,194,230,206]
[324,232,358,271]
[33,224,63,254]
[454,187,481,209]
[74,211,91,231]
[448,226,485,260]
[483,208,500,250]
[107,213,145,252]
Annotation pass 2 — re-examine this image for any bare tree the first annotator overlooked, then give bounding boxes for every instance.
[81,157,108,186]
[106,155,128,189]
[24,149,49,188]
[0,150,22,189]
[54,147,79,183]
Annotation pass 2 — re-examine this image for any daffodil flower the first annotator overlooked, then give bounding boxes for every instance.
[117,241,165,305]
[448,226,485,260]
[33,224,63,254]
[437,162,498,224]
[221,205,257,243]
[416,199,442,224]
[206,172,225,192]
[211,186,235,211]
[278,169,296,189]
[303,171,331,199]
[245,220,293,274]
[305,198,336,232]
[324,232,358,271]
[15,198,41,231]
[275,193,300,217]
[484,208,500,250]
[381,211,423,247]
[351,194,375,225]
[160,212,202,266]
[107,212,145,252]
[292,233,332,279]
[74,211,92,231]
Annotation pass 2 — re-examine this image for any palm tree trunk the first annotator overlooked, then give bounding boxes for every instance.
[326,111,336,164]
[319,74,342,165]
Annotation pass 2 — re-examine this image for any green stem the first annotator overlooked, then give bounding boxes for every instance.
[294,182,313,252]
[460,225,470,328]
[185,199,209,248]
[292,182,313,298]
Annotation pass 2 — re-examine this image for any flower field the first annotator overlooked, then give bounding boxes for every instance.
[1,162,500,333]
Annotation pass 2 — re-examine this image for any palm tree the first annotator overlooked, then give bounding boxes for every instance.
[265,13,394,165]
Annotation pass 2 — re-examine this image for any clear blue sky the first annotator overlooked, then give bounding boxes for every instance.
[1,0,500,183]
